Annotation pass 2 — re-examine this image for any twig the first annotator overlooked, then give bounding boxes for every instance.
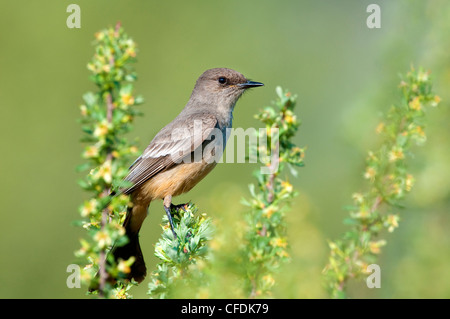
[98,92,114,297]
[267,139,279,204]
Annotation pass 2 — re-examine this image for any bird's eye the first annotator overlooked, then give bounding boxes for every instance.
[218,77,227,84]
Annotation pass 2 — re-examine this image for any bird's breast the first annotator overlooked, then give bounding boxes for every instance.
[137,160,217,201]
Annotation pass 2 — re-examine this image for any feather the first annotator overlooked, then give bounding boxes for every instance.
[121,113,218,194]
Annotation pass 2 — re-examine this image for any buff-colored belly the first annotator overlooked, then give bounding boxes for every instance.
[137,161,217,201]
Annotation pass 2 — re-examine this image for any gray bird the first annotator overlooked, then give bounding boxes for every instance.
[113,68,264,283]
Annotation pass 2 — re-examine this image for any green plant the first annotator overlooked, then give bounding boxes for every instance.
[74,24,305,299]
[74,23,143,298]
[323,67,441,298]
[241,86,305,297]
[146,87,305,298]
[147,203,214,298]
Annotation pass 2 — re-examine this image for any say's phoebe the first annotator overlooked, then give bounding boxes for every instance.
[112,68,263,282]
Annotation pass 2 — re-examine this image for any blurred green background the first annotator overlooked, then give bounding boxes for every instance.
[0,0,449,298]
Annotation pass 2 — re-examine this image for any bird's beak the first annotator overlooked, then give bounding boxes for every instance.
[238,80,264,89]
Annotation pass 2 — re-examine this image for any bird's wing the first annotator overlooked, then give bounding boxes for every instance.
[121,112,218,194]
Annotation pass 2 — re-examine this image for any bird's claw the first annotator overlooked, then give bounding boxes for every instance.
[164,203,189,239]
[170,203,188,213]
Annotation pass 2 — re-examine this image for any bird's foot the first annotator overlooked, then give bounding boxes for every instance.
[170,203,189,213]
[163,203,190,239]
[163,205,178,239]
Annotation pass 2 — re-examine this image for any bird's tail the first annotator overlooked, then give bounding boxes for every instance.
[111,203,148,283]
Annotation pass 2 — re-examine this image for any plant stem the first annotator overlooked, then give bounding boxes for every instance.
[98,92,114,297]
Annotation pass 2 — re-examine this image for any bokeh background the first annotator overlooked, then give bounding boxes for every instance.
[0,0,448,298]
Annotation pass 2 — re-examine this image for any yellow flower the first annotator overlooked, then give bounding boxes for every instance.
[83,145,99,159]
[353,206,369,219]
[97,160,112,184]
[417,70,429,82]
[81,199,98,217]
[388,147,404,162]
[392,183,403,196]
[117,258,133,274]
[375,122,385,134]
[284,110,296,124]
[386,214,399,233]
[80,104,88,117]
[360,262,371,274]
[94,121,110,138]
[113,288,128,299]
[369,240,386,254]
[415,126,425,137]
[271,237,287,248]
[366,151,378,162]
[284,114,294,124]
[111,150,120,158]
[128,49,136,58]
[277,250,290,258]
[95,31,105,41]
[102,64,111,73]
[364,167,376,181]
[263,206,276,218]
[121,114,132,123]
[87,63,97,73]
[94,231,112,249]
[129,146,139,154]
[262,274,275,288]
[409,96,421,111]
[281,181,293,193]
[405,174,414,192]
[431,95,441,107]
[352,193,364,204]
[113,223,126,236]
[121,93,135,106]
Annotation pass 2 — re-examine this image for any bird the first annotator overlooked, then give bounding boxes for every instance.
[112,68,264,283]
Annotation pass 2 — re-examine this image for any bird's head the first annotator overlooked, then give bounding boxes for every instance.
[189,68,264,110]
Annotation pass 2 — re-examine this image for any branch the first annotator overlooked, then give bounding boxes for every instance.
[242,86,305,298]
[323,67,441,298]
[75,23,143,298]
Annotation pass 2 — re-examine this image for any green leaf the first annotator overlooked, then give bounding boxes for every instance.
[76,162,91,172]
